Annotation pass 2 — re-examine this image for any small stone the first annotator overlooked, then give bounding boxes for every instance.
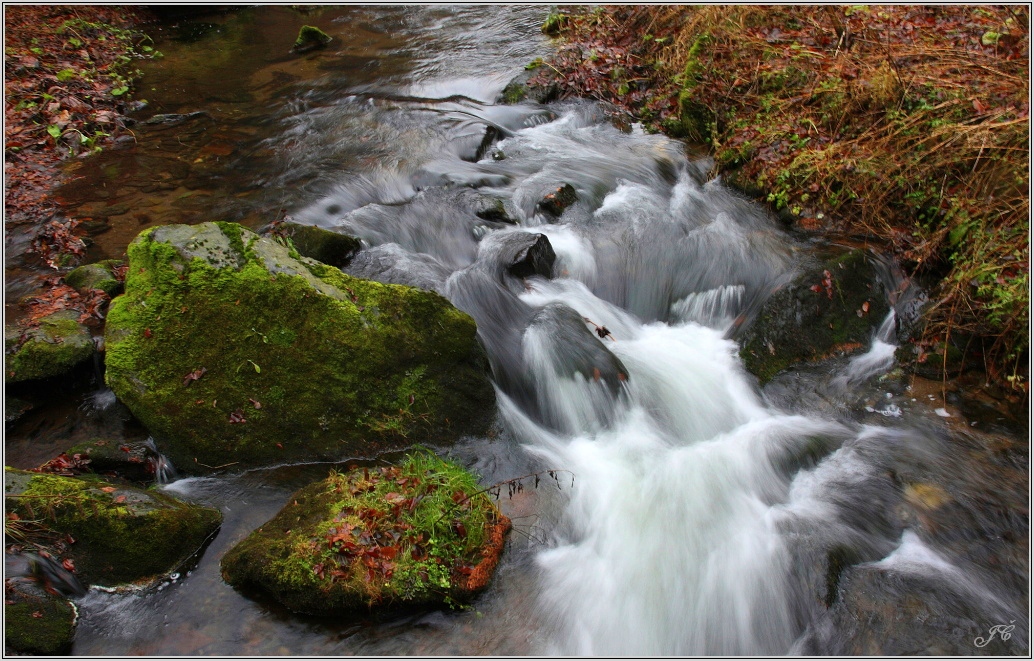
[291,25,332,54]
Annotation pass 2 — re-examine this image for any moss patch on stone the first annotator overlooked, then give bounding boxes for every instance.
[103,222,495,471]
[4,587,76,656]
[4,310,94,383]
[221,450,510,617]
[4,469,222,586]
[738,249,890,383]
[292,25,331,53]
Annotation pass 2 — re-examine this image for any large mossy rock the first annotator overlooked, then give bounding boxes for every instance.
[104,222,495,471]
[738,249,890,384]
[4,469,222,587]
[222,451,510,617]
[5,310,95,383]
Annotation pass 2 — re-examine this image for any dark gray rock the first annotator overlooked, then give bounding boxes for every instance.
[737,249,891,384]
[502,232,556,280]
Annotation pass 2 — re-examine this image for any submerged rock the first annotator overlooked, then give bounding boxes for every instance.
[4,469,222,587]
[4,310,95,384]
[221,451,510,617]
[821,562,1027,655]
[104,222,495,471]
[343,243,452,295]
[737,249,891,384]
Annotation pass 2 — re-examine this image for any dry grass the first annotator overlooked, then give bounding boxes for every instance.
[542,5,1029,390]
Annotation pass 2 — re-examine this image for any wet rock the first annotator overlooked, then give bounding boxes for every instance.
[5,396,35,424]
[527,303,629,395]
[104,222,496,471]
[343,244,452,295]
[264,221,362,269]
[64,260,124,297]
[4,469,222,587]
[291,25,332,54]
[469,194,513,223]
[3,578,76,656]
[538,183,577,218]
[141,111,210,127]
[498,64,560,105]
[820,563,1027,655]
[221,451,510,617]
[737,249,891,384]
[5,310,94,384]
[64,438,168,483]
[502,232,556,280]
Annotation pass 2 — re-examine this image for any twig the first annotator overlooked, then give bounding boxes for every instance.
[193,459,239,470]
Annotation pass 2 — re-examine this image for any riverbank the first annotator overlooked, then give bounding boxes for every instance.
[535,5,1029,394]
[5,5,154,320]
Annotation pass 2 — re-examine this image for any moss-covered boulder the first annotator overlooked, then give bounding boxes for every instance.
[5,310,95,383]
[104,222,495,471]
[64,260,124,297]
[265,221,361,269]
[4,469,222,587]
[4,582,76,656]
[738,249,890,383]
[221,451,510,617]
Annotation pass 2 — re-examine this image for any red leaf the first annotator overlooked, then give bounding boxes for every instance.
[100,486,117,493]
[143,328,152,338]
[114,495,127,504]
[61,558,75,571]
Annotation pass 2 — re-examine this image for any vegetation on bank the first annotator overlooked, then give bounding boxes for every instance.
[535,5,1029,391]
[5,6,157,324]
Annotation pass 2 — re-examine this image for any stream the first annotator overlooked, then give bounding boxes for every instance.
[4,6,1028,656]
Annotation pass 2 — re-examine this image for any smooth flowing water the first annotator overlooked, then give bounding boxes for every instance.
[6,6,1027,656]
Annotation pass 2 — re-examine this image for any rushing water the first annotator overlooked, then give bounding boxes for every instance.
[5,6,1027,656]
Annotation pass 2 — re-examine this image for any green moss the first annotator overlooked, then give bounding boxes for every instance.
[221,450,509,616]
[4,594,76,655]
[5,310,94,383]
[104,223,495,471]
[6,470,222,586]
[65,260,123,296]
[292,25,331,52]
